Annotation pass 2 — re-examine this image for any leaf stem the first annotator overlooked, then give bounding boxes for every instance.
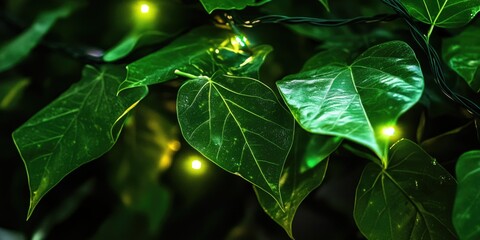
[174,69,200,79]
[426,24,435,43]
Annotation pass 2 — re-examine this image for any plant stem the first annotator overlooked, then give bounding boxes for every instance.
[426,24,435,43]
[174,69,199,79]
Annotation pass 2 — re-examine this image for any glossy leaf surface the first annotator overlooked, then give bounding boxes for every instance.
[103,31,170,62]
[277,41,424,161]
[199,0,270,13]
[177,71,294,205]
[355,139,457,240]
[453,150,480,240]
[118,27,229,92]
[255,130,337,238]
[0,4,78,72]
[401,0,480,28]
[443,25,480,92]
[12,65,148,218]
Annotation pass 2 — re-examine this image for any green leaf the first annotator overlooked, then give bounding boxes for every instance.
[199,0,270,14]
[354,139,457,240]
[318,0,330,12]
[118,27,229,93]
[103,31,170,62]
[277,41,424,162]
[255,129,338,238]
[453,150,480,240]
[12,65,148,219]
[0,3,79,72]
[442,25,480,92]
[0,78,30,110]
[177,70,294,206]
[400,0,480,28]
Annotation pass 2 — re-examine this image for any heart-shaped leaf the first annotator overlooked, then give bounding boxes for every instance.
[453,150,480,240]
[177,71,294,206]
[400,0,480,28]
[354,139,457,240]
[277,41,424,162]
[12,65,148,219]
[200,0,271,13]
[0,3,79,72]
[255,130,339,238]
[442,25,480,92]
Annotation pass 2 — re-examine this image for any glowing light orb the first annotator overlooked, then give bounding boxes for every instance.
[191,159,202,170]
[382,126,396,137]
[140,4,150,13]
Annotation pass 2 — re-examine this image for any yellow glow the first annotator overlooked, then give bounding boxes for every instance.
[382,126,396,137]
[140,3,150,13]
[191,160,202,170]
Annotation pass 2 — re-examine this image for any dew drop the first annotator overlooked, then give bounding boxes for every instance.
[368,201,374,205]
[432,159,437,166]
[362,188,367,192]
[414,180,419,188]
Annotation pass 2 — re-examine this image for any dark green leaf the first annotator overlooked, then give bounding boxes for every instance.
[103,31,170,62]
[400,0,480,28]
[277,41,424,162]
[354,139,457,240]
[255,130,338,238]
[0,3,79,72]
[318,0,330,11]
[12,65,148,219]
[442,25,480,92]
[177,70,294,206]
[453,150,480,240]
[118,27,229,93]
[200,0,270,13]
[0,78,30,110]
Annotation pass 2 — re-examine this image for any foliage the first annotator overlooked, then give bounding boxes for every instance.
[1,0,479,239]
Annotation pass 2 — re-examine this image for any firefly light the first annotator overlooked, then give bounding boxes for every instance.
[191,159,202,170]
[382,126,396,137]
[140,4,150,13]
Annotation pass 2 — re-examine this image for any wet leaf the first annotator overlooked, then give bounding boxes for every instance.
[442,25,480,92]
[354,139,457,240]
[255,129,338,238]
[12,65,148,219]
[453,150,480,240]
[177,70,294,206]
[400,0,480,28]
[277,41,424,162]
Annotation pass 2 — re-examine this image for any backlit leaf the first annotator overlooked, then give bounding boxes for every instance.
[354,139,457,240]
[177,70,294,206]
[277,41,424,162]
[103,31,170,62]
[0,3,79,72]
[453,150,480,240]
[400,0,480,28]
[118,27,229,92]
[199,0,271,13]
[255,129,338,238]
[12,65,148,219]
[442,25,480,92]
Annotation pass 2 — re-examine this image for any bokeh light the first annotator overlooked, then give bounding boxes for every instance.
[381,126,396,137]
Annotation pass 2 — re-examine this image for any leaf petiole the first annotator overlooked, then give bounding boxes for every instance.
[174,69,210,80]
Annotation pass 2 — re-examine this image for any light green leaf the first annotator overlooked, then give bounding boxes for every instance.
[177,70,294,207]
[277,41,424,162]
[400,0,480,28]
[255,130,338,239]
[443,25,480,92]
[318,0,330,12]
[0,3,79,72]
[354,139,457,240]
[0,78,30,110]
[118,27,229,93]
[103,31,170,62]
[12,65,148,219]
[200,0,270,14]
[453,150,480,240]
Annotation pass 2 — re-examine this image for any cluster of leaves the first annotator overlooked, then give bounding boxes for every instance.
[2,0,480,239]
